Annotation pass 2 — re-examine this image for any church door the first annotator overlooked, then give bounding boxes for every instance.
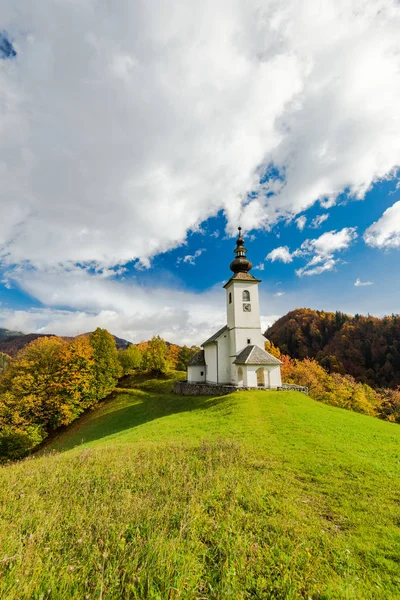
[237,367,244,387]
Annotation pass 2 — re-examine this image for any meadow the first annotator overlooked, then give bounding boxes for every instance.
[0,373,399,599]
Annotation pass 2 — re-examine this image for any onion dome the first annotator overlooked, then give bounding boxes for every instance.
[230,227,253,273]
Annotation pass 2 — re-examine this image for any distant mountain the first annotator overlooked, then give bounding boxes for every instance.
[0,333,53,356]
[0,329,132,357]
[265,308,400,389]
[0,328,24,342]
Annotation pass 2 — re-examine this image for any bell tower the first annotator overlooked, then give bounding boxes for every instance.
[224,228,266,358]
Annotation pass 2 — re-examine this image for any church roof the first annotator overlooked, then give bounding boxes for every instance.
[234,345,282,365]
[223,272,261,288]
[202,325,228,346]
[187,349,206,366]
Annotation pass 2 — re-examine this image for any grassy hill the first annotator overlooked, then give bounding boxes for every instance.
[1,374,399,599]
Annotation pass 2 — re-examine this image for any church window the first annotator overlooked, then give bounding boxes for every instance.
[247,338,251,344]
[200,371,204,376]
[242,290,250,301]
[229,292,232,304]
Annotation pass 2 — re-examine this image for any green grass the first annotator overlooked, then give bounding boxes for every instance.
[1,374,400,599]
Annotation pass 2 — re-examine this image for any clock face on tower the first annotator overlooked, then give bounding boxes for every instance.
[243,303,251,312]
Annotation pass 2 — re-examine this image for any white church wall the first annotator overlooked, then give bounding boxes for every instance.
[217,333,231,384]
[268,366,282,388]
[232,329,266,355]
[187,365,206,383]
[204,344,218,384]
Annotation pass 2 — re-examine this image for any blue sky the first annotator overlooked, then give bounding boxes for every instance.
[1,2,400,344]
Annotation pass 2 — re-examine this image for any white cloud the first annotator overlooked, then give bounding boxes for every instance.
[363,200,400,249]
[302,227,358,256]
[295,227,357,276]
[275,292,285,297]
[0,268,286,345]
[266,227,357,275]
[310,213,330,228]
[354,278,373,286]
[177,248,206,265]
[253,262,265,271]
[296,258,337,277]
[296,216,307,231]
[266,246,293,263]
[0,1,400,273]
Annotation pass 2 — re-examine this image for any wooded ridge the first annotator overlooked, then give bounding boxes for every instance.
[266,308,400,389]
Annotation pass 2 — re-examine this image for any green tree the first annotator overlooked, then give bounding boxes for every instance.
[90,329,122,400]
[176,345,200,371]
[118,345,143,374]
[142,336,169,375]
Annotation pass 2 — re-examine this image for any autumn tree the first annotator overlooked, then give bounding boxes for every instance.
[57,335,97,422]
[265,341,281,359]
[377,388,400,423]
[0,352,11,375]
[0,330,125,461]
[0,336,67,428]
[90,329,122,400]
[141,336,169,375]
[0,391,46,460]
[118,344,143,374]
[166,344,180,370]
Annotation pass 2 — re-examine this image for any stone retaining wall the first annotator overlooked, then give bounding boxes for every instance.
[174,381,286,396]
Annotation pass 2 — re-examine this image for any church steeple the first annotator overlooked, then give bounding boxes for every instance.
[230,227,253,274]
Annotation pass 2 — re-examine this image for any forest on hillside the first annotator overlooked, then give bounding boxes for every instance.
[266,309,400,389]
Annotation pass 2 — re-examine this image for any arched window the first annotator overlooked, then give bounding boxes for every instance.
[242,290,250,301]
[229,292,232,304]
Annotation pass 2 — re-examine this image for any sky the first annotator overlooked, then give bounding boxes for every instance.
[1,0,400,345]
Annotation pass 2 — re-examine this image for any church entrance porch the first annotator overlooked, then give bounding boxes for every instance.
[256,367,265,387]
[255,368,271,387]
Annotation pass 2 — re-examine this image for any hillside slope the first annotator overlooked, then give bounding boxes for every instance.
[266,308,400,388]
[1,377,400,599]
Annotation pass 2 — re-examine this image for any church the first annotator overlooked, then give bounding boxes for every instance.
[187,228,282,388]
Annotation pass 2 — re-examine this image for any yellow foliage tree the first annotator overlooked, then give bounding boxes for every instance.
[265,341,281,359]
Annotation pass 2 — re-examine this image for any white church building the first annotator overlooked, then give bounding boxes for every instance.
[187,228,282,388]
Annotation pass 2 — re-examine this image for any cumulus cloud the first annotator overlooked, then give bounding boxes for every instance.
[296,216,307,231]
[310,213,330,228]
[266,246,293,263]
[1,1,400,273]
[253,263,265,271]
[266,227,357,275]
[177,248,206,265]
[355,278,373,286]
[302,228,357,255]
[295,227,358,276]
[363,200,400,249]
[0,267,285,344]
